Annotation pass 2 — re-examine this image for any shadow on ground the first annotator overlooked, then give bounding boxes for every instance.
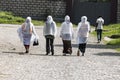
[30,53,78,57]
[55,43,120,50]
[2,51,24,54]
[87,43,120,49]
[94,52,120,56]
[2,51,78,57]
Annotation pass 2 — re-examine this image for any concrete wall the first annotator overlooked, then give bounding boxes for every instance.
[0,0,66,21]
[117,0,120,22]
[0,0,120,24]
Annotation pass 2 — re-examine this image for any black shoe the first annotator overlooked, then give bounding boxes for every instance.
[63,50,66,53]
[97,40,100,43]
[77,50,80,56]
[51,52,54,55]
[25,50,29,53]
[63,53,66,56]
[46,53,49,55]
[82,53,84,56]
[67,49,71,54]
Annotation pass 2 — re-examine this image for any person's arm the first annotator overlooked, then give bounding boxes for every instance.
[102,19,104,24]
[95,19,98,31]
[29,23,33,34]
[60,23,64,37]
[54,22,57,37]
[21,23,25,31]
[76,23,81,35]
[32,24,37,35]
[71,23,74,39]
[43,23,46,36]
[88,22,91,33]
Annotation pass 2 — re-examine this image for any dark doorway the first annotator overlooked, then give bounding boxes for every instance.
[72,0,111,25]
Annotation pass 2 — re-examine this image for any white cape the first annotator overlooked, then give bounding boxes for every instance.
[17,27,39,44]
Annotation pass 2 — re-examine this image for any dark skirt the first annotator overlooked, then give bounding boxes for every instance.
[62,40,72,54]
[78,43,86,53]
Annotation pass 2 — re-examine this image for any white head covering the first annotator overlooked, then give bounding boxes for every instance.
[65,15,70,23]
[26,17,32,23]
[47,15,53,24]
[81,16,87,23]
[44,15,57,37]
[22,16,33,34]
[76,16,90,44]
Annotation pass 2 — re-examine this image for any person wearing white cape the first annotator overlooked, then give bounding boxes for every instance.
[76,16,90,56]
[43,15,57,55]
[17,17,38,53]
[60,15,74,56]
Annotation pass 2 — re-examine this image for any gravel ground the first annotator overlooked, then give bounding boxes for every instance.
[0,24,120,80]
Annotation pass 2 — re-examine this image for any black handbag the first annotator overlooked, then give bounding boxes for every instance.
[33,39,39,46]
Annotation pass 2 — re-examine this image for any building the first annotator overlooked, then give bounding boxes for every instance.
[0,0,119,25]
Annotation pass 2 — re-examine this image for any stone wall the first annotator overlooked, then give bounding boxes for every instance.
[0,0,66,21]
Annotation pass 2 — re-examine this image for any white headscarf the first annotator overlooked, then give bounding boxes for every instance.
[26,17,32,23]
[65,15,70,24]
[21,17,32,32]
[18,16,39,43]
[77,16,90,38]
[47,15,53,24]
[81,16,87,23]
[43,15,57,37]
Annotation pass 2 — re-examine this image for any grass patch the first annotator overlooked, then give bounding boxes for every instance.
[92,24,120,38]
[32,20,44,26]
[103,24,120,37]
[103,24,120,49]
[0,11,24,24]
[0,11,77,27]
[116,48,120,52]
[0,11,44,26]
[106,38,120,45]
[92,24,120,51]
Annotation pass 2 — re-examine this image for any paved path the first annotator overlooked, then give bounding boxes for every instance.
[0,24,120,80]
